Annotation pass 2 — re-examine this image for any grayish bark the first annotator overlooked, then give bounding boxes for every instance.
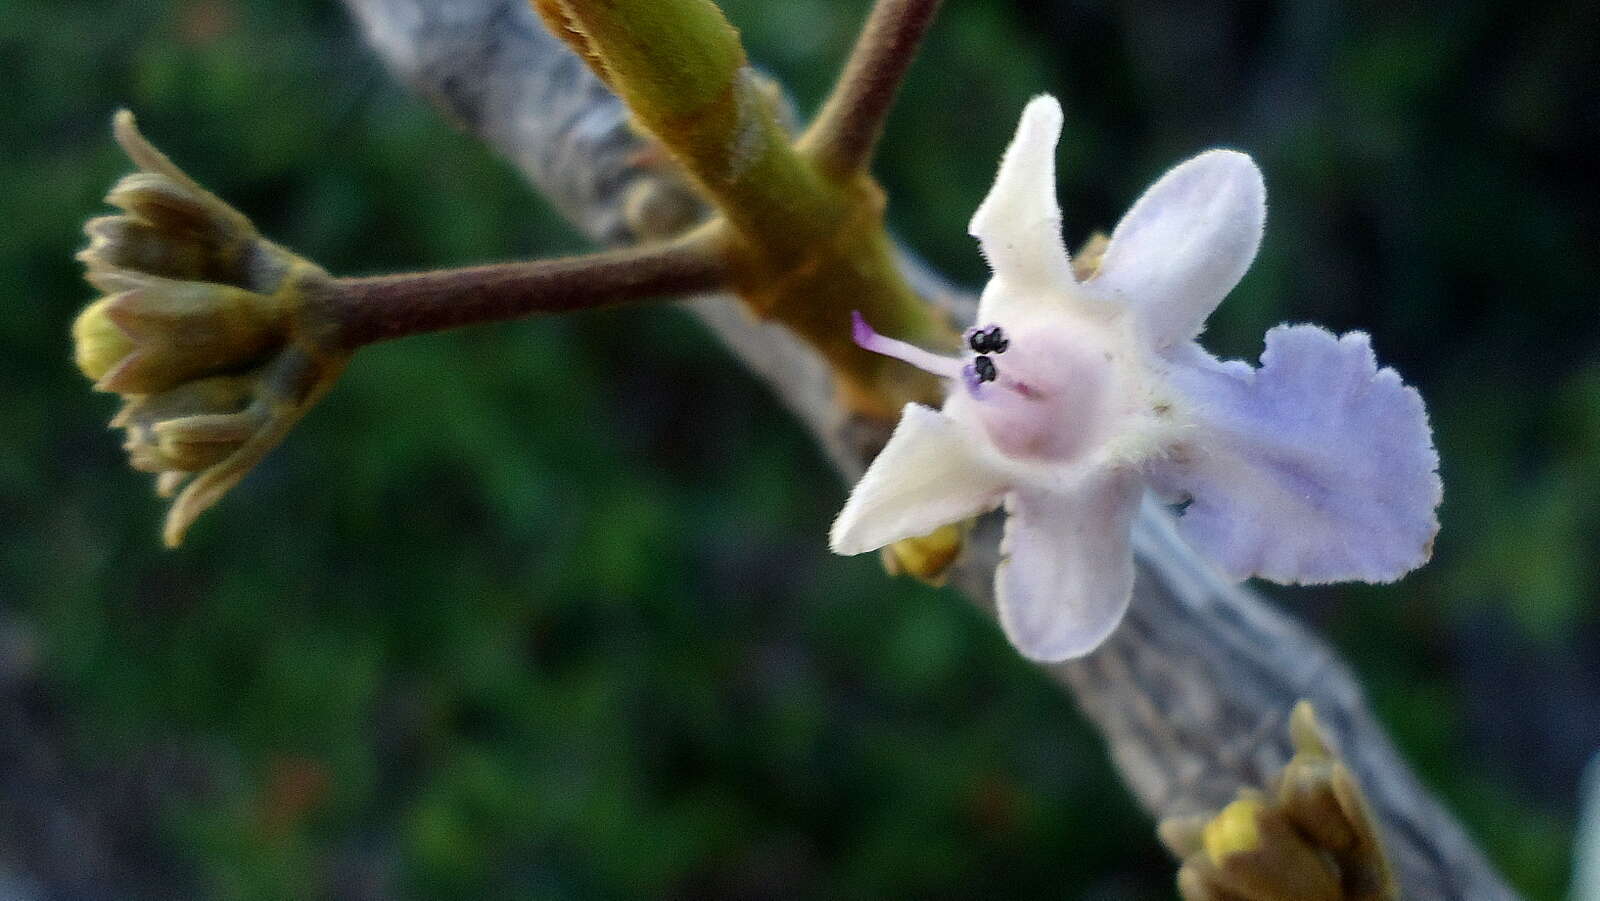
[342,1,1517,897]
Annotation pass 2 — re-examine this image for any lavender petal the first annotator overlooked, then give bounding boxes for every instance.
[1150,326,1441,584]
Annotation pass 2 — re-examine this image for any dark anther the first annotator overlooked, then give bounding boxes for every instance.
[973,355,997,383]
[968,326,1010,354]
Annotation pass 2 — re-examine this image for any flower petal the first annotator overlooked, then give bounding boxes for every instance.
[969,95,1076,321]
[1091,150,1265,350]
[1149,327,1441,584]
[830,404,1007,555]
[995,468,1142,662]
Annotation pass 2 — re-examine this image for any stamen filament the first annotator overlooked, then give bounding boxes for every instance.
[851,311,963,379]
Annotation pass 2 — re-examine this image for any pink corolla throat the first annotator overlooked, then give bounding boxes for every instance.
[961,328,1112,462]
[851,312,1113,464]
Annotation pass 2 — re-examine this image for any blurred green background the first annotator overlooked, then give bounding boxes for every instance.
[1,0,1596,897]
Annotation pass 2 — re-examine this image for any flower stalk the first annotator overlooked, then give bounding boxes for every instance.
[324,228,731,349]
[73,113,729,545]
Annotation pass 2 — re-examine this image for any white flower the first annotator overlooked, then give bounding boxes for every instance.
[831,95,1441,662]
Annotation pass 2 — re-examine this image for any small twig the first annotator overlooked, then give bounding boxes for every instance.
[799,0,944,175]
[327,228,730,349]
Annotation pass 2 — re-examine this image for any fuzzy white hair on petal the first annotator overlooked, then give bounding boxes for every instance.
[830,404,1008,556]
[1091,149,1265,350]
[969,95,1076,325]
[995,470,1142,662]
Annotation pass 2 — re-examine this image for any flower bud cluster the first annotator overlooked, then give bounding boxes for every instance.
[1160,702,1397,901]
[73,112,344,545]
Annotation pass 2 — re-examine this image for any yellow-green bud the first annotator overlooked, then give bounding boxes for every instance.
[72,111,329,395]
[115,374,261,474]
[72,297,137,383]
[1164,702,1398,901]
[85,275,288,394]
[1276,755,1359,853]
[880,521,966,585]
[1203,798,1265,865]
[1203,801,1340,901]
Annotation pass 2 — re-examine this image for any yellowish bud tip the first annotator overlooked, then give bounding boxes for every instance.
[880,521,966,585]
[1072,231,1111,281]
[72,298,135,383]
[1203,798,1264,866]
[1289,700,1332,757]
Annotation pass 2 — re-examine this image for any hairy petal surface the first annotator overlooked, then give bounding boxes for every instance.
[830,404,1007,555]
[969,95,1076,324]
[1091,150,1265,350]
[1150,327,1441,584]
[996,468,1142,662]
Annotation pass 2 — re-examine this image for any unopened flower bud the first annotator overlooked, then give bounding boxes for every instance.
[113,374,260,475]
[1202,797,1267,865]
[1275,755,1358,854]
[73,110,347,546]
[880,521,966,585]
[73,111,328,395]
[1195,798,1340,901]
[1163,701,1398,901]
[74,272,288,393]
[72,297,137,383]
[1070,231,1110,281]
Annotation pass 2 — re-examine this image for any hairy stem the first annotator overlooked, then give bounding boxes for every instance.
[327,230,729,349]
[549,0,838,254]
[539,0,951,418]
[799,0,944,176]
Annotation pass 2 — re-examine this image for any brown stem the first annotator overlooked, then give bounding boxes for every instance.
[327,229,730,348]
[799,0,944,176]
